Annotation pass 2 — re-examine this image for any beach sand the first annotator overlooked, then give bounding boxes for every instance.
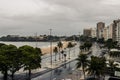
[41,41,68,54]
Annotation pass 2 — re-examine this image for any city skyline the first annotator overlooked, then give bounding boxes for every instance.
[0,0,120,36]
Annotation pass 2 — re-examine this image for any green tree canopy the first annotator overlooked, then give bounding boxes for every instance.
[105,39,118,50]
[19,45,41,80]
[0,44,18,80]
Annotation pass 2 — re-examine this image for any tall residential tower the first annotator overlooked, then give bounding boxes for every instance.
[97,22,105,39]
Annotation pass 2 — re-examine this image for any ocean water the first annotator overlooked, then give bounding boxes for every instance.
[0,41,57,48]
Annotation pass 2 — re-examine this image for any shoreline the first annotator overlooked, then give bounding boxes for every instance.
[41,41,69,54]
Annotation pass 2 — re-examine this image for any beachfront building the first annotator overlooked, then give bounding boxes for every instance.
[103,27,109,41]
[83,28,92,37]
[108,24,114,39]
[103,24,114,41]
[113,19,120,45]
[91,28,97,38]
[97,22,105,39]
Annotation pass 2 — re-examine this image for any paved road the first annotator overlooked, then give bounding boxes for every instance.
[32,60,79,80]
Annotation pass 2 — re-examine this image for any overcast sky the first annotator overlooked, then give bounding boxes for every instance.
[0,0,120,36]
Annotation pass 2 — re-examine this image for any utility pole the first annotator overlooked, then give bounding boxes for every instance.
[49,29,53,80]
[79,32,81,53]
[79,32,81,45]
[49,29,52,67]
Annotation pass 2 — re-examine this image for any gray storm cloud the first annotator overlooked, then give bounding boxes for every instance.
[0,0,120,36]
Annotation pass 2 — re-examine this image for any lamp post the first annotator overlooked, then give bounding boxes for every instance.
[79,32,81,53]
[49,29,53,80]
[79,32,81,45]
[49,29,52,67]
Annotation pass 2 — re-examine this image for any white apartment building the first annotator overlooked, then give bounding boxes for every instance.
[116,20,120,45]
[108,24,113,39]
[97,22,105,39]
[91,28,96,38]
[103,27,109,40]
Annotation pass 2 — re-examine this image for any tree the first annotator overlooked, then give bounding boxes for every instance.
[79,45,85,52]
[87,56,106,79]
[19,45,41,80]
[0,44,15,80]
[109,51,120,57]
[8,45,23,80]
[107,60,118,76]
[61,50,64,60]
[63,54,67,62]
[53,47,58,61]
[84,42,92,51]
[105,39,118,50]
[35,47,42,56]
[97,38,105,44]
[57,41,63,60]
[76,53,88,79]
[0,43,5,47]
[67,42,74,59]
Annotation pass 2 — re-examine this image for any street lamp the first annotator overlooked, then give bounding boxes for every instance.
[49,29,52,67]
[79,32,81,45]
[79,32,81,53]
[49,29,53,80]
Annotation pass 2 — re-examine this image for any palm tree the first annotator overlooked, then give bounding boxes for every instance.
[57,41,63,60]
[105,39,118,50]
[79,45,85,52]
[63,54,67,62]
[87,56,106,80]
[67,42,73,59]
[109,51,120,57]
[63,53,67,68]
[107,60,118,76]
[76,53,88,79]
[53,47,58,61]
[84,41,92,51]
[61,50,64,60]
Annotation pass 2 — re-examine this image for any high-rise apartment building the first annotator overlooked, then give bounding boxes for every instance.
[103,24,114,41]
[113,19,120,45]
[91,28,97,38]
[108,24,114,39]
[113,22,117,41]
[97,22,105,39]
[103,27,109,40]
[83,29,92,37]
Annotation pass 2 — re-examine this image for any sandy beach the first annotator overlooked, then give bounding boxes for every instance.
[41,41,69,54]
